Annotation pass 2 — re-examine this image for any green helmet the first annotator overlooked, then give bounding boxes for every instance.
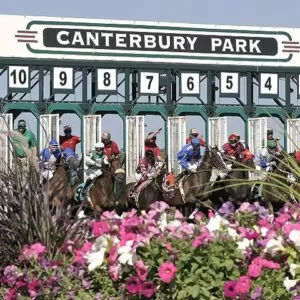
[267,140,276,150]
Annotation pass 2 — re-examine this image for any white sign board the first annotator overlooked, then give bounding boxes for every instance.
[139,72,159,95]
[8,66,30,92]
[180,73,200,95]
[259,73,279,97]
[97,69,117,93]
[220,72,239,97]
[53,67,74,92]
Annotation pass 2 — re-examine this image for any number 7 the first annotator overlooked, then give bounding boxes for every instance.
[146,75,153,89]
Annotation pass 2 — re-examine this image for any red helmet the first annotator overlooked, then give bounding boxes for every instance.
[229,134,238,142]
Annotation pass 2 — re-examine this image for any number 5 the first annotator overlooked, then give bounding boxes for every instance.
[226,76,233,89]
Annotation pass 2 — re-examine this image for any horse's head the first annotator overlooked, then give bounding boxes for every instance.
[203,146,227,170]
[109,156,126,184]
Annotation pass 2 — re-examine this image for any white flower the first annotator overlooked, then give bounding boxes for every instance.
[237,238,252,253]
[86,248,106,271]
[289,230,300,251]
[227,227,238,239]
[118,241,137,266]
[289,263,300,277]
[157,212,168,231]
[283,277,297,291]
[260,227,269,237]
[206,215,229,233]
[263,237,285,257]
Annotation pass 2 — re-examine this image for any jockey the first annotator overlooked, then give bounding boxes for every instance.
[186,128,206,147]
[258,129,280,170]
[13,119,38,160]
[61,147,80,185]
[177,138,202,173]
[145,128,164,163]
[59,125,81,153]
[40,139,61,180]
[81,142,109,197]
[222,133,245,161]
[101,131,120,160]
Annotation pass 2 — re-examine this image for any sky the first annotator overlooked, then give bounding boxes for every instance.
[1,0,300,151]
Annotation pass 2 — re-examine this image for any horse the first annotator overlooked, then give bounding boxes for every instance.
[260,152,300,212]
[75,156,126,214]
[211,152,257,207]
[125,163,167,212]
[161,147,228,214]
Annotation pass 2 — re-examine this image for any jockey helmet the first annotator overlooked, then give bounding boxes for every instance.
[233,132,240,141]
[49,139,59,152]
[18,120,26,129]
[145,149,155,161]
[229,134,238,142]
[101,132,111,141]
[267,129,273,137]
[95,142,105,154]
[189,128,199,136]
[64,125,72,133]
[267,139,277,150]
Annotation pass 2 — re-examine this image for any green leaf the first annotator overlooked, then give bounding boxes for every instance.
[177,290,187,299]
[191,285,200,298]
[224,259,234,271]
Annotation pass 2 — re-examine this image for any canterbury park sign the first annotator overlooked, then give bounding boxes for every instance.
[2,15,300,66]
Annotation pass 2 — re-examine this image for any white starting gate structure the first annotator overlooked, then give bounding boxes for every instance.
[83,115,101,182]
[125,116,145,183]
[208,117,228,149]
[286,119,300,153]
[167,116,186,175]
[248,117,267,158]
[39,114,60,151]
[0,114,13,172]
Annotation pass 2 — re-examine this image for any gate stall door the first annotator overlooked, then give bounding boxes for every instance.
[167,116,186,175]
[39,114,59,152]
[287,119,300,153]
[83,115,101,182]
[248,117,267,157]
[125,116,144,183]
[208,117,228,149]
[0,114,13,171]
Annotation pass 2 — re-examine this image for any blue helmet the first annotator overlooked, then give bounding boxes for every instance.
[191,137,200,145]
[49,139,59,152]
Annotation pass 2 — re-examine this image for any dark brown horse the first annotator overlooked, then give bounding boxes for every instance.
[125,164,167,212]
[78,156,126,213]
[162,147,228,213]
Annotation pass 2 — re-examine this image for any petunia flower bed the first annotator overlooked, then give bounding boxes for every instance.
[1,201,300,299]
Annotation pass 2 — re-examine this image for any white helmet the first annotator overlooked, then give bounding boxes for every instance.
[95,142,104,149]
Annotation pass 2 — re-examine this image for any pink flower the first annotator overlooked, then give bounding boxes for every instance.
[108,245,118,265]
[248,263,261,278]
[109,264,119,281]
[28,280,42,298]
[223,280,237,298]
[275,214,290,226]
[4,288,17,300]
[135,260,148,281]
[235,276,251,295]
[283,223,300,236]
[74,241,92,264]
[158,261,177,284]
[238,227,260,239]
[125,276,142,295]
[92,221,110,237]
[141,281,156,298]
[165,243,175,254]
[19,243,46,261]
[192,231,212,248]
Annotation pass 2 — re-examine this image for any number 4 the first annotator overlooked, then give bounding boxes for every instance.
[264,77,272,91]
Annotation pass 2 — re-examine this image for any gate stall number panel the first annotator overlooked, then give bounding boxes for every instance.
[0,114,13,172]
[126,116,144,183]
[208,117,228,150]
[39,114,60,152]
[287,119,300,153]
[83,115,101,182]
[248,117,267,158]
[167,117,186,176]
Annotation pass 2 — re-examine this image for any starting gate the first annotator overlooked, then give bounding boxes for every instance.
[39,114,60,152]
[0,114,13,172]
[83,115,101,182]
[167,116,186,175]
[208,117,228,149]
[286,119,300,153]
[248,117,267,157]
[126,116,144,183]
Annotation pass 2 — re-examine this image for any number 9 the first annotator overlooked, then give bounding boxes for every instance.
[59,71,67,86]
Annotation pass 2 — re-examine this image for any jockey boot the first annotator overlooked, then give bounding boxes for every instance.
[81,178,93,198]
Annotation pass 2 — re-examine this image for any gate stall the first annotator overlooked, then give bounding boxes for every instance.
[39,114,60,152]
[125,116,144,183]
[0,114,13,172]
[167,116,186,175]
[208,117,228,149]
[248,117,267,158]
[286,119,300,153]
[83,115,101,182]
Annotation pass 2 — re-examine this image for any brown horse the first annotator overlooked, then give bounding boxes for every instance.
[125,164,167,212]
[42,156,76,208]
[77,156,126,213]
[162,147,228,213]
